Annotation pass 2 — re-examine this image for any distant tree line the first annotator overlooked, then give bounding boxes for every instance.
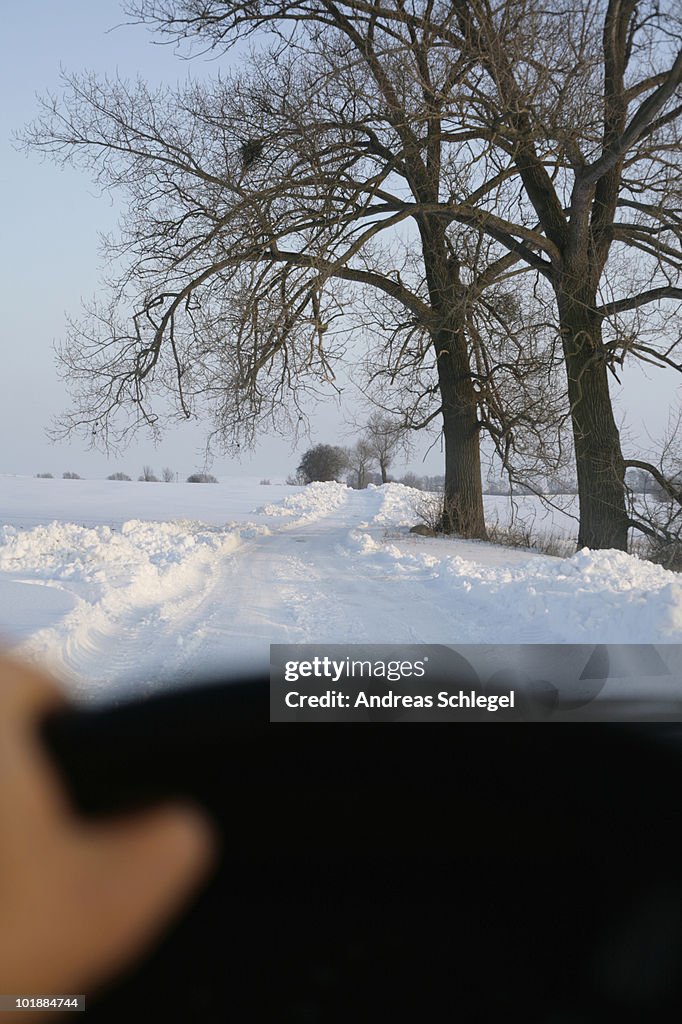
[35,472,82,479]
[291,440,671,498]
[128,466,217,482]
[107,466,217,482]
[34,467,219,482]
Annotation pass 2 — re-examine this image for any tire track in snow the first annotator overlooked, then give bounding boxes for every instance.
[5,521,252,698]
[184,486,480,666]
[3,486,489,691]
[4,486,360,696]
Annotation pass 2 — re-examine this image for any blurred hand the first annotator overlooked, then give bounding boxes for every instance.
[0,654,216,1018]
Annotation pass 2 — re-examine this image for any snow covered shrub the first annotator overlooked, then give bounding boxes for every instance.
[107,472,131,481]
[411,491,445,534]
[186,473,218,483]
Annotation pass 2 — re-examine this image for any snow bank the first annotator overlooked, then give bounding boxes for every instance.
[0,518,267,677]
[430,547,671,644]
[342,526,682,643]
[258,481,350,520]
[0,519,242,598]
[370,482,425,527]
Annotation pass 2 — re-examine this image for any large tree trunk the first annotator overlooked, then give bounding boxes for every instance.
[434,322,488,540]
[558,287,629,551]
[419,218,487,540]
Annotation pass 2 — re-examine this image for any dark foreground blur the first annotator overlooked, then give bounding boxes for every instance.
[44,680,682,1023]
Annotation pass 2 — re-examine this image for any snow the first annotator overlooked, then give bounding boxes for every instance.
[0,475,680,700]
[257,480,351,521]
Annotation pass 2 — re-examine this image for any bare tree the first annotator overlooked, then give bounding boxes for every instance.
[138,465,158,482]
[623,408,682,567]
[22,0,576,541]
[359,259,569,502]
[346,440,374,489]
[26,1,678,549]
[161,466,175,482]
[411,0,682,550]
[362,414,403,485]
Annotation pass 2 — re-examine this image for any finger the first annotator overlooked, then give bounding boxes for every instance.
[0,652,66,722]
[0,654,71,822]
[63,803,217,990]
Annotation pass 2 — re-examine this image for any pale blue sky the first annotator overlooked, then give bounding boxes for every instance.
[1,1,350,480]
[1,2,678,481]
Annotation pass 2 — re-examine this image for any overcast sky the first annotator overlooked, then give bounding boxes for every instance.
[1,2,679,481]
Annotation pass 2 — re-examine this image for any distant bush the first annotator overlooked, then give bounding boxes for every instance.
[260,479,271,485]
[138,465,159,482]
[62,472,81,479]
[162,467,176,483]
[187,473,218,483]
[107,472,131,481]
[285,472,305,486]
[297,444,349,484]
[35,473,53,479]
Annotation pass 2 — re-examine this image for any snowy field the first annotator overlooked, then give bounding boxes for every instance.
[1,475,681,701]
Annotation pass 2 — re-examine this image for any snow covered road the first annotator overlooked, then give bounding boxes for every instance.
[1,478,682,699]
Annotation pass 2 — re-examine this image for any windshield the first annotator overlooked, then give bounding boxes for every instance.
[2,1,682,717]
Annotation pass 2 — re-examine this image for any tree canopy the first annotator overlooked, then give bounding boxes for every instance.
[297,444,349,483]
[22,0,682,549]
